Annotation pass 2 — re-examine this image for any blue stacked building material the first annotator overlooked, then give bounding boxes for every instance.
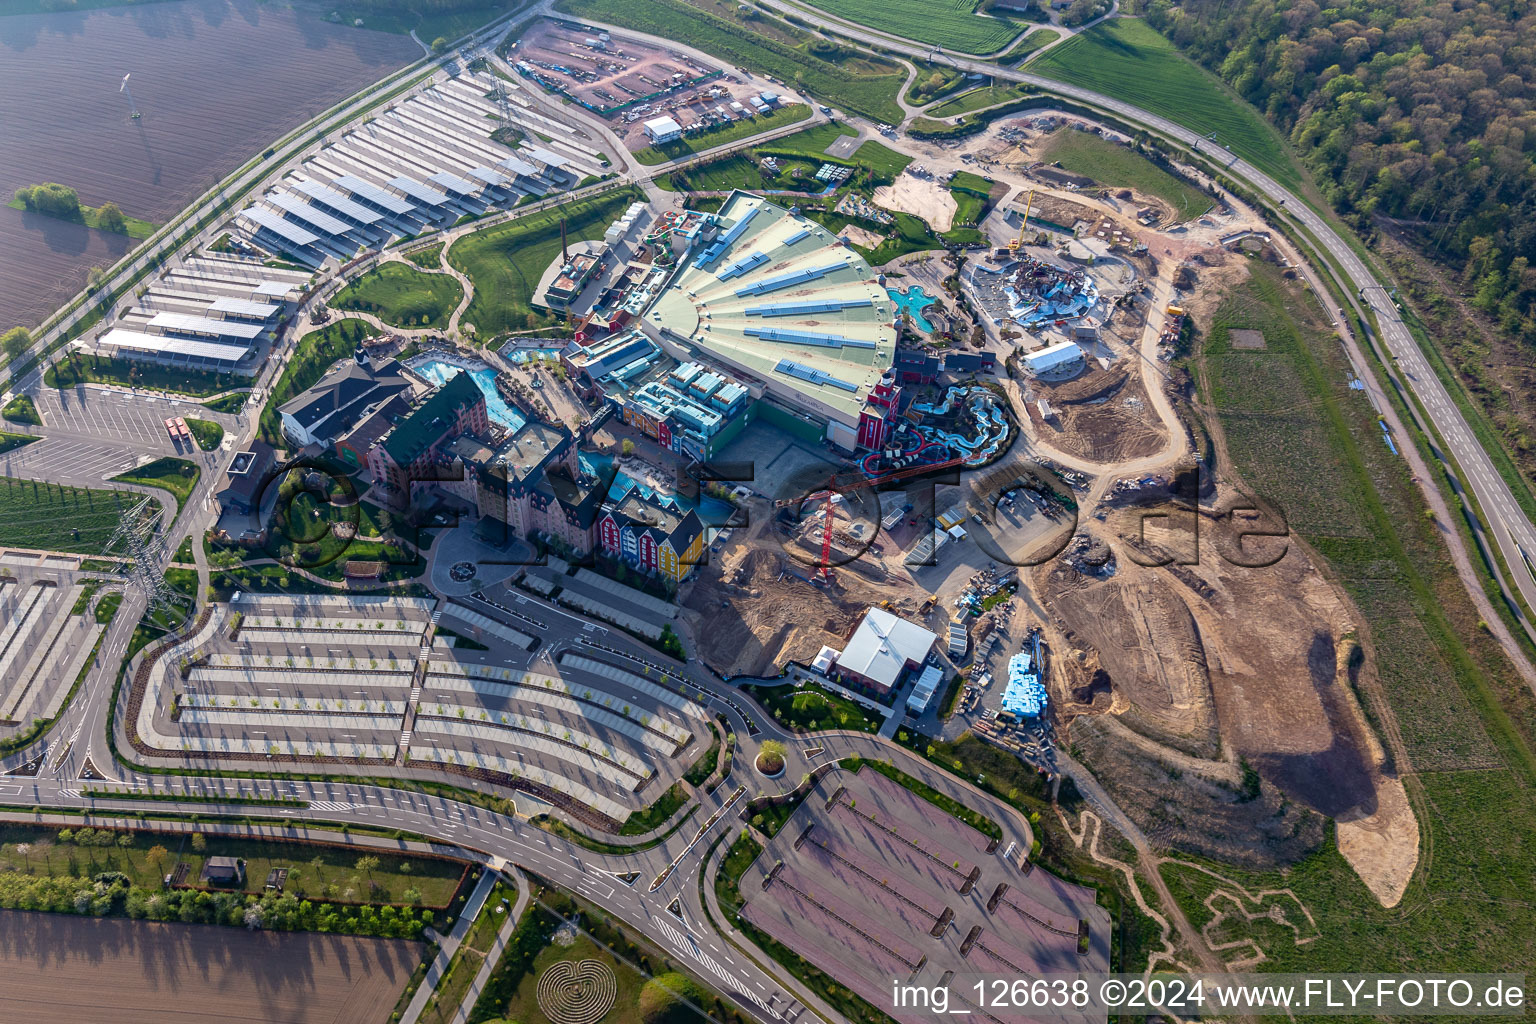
[1002,651,1046,717]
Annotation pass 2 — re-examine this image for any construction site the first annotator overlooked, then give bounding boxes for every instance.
[510,19,783,150]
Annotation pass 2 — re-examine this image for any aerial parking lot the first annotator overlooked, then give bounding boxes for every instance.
[132,591,709,827]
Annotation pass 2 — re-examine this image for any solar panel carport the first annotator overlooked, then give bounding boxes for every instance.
[333,174,416,217]
[265,192,355,238]
[205,297,280,321]
[147,311,266,341]
[240,206,319,248]
[288,179,385,226]
[390,176,454,207]
[97,328,253,370]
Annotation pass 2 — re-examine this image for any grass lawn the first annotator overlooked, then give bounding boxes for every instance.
[852,138,913,177]
[447,188,641,336]
[555,0,906,124]
[201,391,249,414]
[797,0,1030,53]
[259,318,376,445]
[742,681,883,732]
[404,241,445,269]
[1028,18,1305,193]
[6,195,157,240]
[1,395,40,426]
[926,81,1030,118]
[0,824,465,908]
[184,417,223,451]
[0,477,157,554]
[1170,259,1536,979]
[332,261,464,330]
[633,104,812,165]
[0,432,37,455]
[46,353,246,397]
[1038,128,1212,219]
[620,781,688,835]
[112,456,199,509]
[949,169,994,194]
[999,27,1058,64]
[417,876,518,1024]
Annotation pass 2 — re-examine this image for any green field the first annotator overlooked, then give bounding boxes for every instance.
[201,391,248,414]
[46,352,244,397]
[1,395,40,426]
[0,477,160,553]
[0,432,37,455]
[1181,259,1536,982]
[999,26,1057,63]
[112,456,199,509]
[447,188,641,336]
[555,0,906,124]
[258,318,376,445]
[742,681,883,732]
[184,416,224,451]
[633,104,812,165]
[1028,18,1305,192]
[6,195,158,240]
[1038,128,1212,218]
[404,241,445,269]
[799,0,1030,53]
[333,261,464,330]
[926,81,1030,118]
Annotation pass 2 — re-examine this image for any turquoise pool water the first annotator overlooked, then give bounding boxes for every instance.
[888,285,937,333]
[503,346,560,364]
[413,359,525,431]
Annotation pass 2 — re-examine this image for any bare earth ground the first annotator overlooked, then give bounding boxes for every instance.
[873,176,957,233]
[1035,496,1412,874]
[837,223,886,249]
[0,911,422,1024]
[682,504,923,676]
[1033,364,1168,463]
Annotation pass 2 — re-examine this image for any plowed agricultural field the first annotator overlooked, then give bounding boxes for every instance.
[0,910,422,1024]
[0,0,418,330]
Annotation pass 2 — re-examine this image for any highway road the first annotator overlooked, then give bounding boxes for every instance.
[620,0,1536,669]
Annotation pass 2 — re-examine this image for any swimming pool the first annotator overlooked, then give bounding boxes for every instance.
[412,358,525,432]
[888,285,937,333]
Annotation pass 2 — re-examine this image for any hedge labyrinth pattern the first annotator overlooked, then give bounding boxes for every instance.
[536,958,617,1024]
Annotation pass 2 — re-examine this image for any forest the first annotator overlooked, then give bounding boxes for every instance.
[1142,0,1536,342]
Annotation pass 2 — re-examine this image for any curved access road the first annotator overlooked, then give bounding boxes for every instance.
[681,0,1536,678]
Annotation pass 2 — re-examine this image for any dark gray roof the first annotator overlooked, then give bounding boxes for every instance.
[279,356,412,443]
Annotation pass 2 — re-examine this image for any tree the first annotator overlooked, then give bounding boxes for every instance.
[95,202,127,234]
[1,327,31,363]
[190,832,207,853]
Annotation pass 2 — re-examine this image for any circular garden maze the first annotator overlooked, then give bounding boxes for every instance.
[536,959,617,1024]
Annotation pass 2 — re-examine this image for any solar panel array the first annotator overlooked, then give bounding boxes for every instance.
[428,171,479,196]
[205,297,280,320]
[148,311,266,340]
[775,359,859,392]
[334,174,416,216]
[265,192,353,237]
[241,206,319,248]
[742,299,873,317]
[390,176,453,207]
[716,251,770,281]
[744,326,877,350]
[734,261,848,298]
[289,179,384,225]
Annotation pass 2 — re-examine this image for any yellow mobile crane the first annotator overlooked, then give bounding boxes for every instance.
[1009,188,1035,252]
